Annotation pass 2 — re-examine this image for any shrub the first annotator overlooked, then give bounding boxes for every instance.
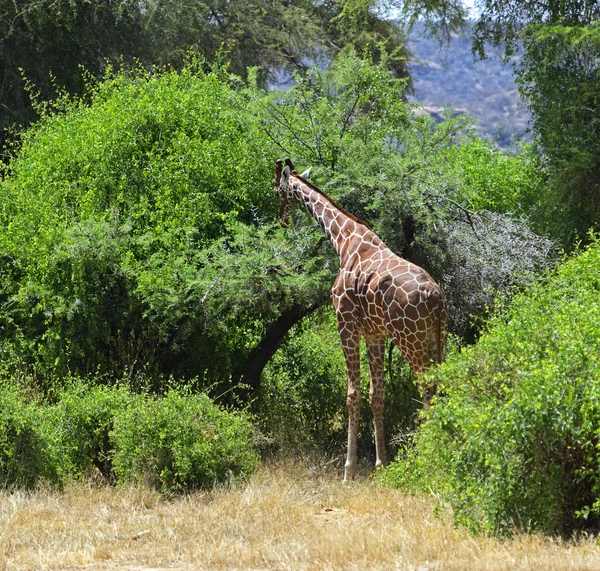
[0,380,259,491]
[438,138,544,217]
[111,390,259,492]
[55,382,137,480]
[380,239,600,536]
[0,62,276,389]
[0,383,71,488]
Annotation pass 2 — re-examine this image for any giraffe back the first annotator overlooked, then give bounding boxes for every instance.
[332,226,447,374]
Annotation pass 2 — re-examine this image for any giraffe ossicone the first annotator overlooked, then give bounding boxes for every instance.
[274,158,447,482]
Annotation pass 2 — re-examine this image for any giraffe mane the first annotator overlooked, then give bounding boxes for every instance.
[291,171,373,231]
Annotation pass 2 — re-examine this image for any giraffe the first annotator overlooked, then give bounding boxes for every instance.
[274,158,447,482]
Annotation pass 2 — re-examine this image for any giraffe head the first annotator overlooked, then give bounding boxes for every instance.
[273,158,296,225]
[274,158,311,225]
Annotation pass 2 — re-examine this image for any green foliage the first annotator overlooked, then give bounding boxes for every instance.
[0,49,554,474]
[379,341,422,458]
[471,0,600,58]
[469,2,600,249]
[54,382,137,480]
[259,48,413,173]
[0,379,258,491]
[0,383,72,488]
[258,52,552,337]
[0,50,540,397]
[0,0,418,148]
[0,0,148,146]
[111,390,259,492]
[517,23,600,247]
[393,0,468,46]
[201,222,334,340]
[380,239,600,535]
[437,138,544,216]
[319,0,412,80]
[0,63,279,388]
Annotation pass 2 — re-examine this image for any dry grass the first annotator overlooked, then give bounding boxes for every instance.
[1,460,599,571]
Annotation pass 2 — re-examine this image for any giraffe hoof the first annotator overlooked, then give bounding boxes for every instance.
[344,463,357,482]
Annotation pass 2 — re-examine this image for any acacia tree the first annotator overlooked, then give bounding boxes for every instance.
[0,0,417,150]
[464,0,600,247]
[255,49,554,341]
[517,24,600,245]
[0,0,146,150]
[471,0,600,58]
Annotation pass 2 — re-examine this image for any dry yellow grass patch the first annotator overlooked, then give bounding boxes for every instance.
[0,461,599,570]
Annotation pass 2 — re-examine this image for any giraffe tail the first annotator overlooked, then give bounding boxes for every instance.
[435,292,444,366]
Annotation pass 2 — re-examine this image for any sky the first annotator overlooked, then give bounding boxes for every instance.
[463,0,481,16]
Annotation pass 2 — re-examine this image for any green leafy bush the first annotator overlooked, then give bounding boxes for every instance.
[380,239,600,536]
[0,383,72,488]
[0,62,276,388]
[0,380,259,491]
[55,382,137,480]
[111,390,259,492]
[438,138,544,217]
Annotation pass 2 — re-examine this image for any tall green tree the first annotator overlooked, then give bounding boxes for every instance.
[0,0,416,150]
[0,0,146,151]
[0,63,278,390]
[392,0,468,43]
[517,23,600,245]
[465,0,600,246]
[471,0,600,58]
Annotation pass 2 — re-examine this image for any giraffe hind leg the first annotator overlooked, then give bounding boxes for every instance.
[366,337,386,469]
[338,323,361,482]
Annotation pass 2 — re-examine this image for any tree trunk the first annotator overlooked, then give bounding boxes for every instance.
[241,302,323,394]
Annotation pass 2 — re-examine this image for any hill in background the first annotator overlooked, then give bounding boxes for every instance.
[409,25,531,148]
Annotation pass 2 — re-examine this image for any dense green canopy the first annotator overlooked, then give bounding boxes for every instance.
[383,239,600,535]
[0,53,551,392]
[0,0,415,148]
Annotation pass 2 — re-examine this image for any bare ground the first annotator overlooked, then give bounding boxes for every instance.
[1,461,599,570]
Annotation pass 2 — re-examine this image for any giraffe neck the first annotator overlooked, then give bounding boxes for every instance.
[290,176,373,261]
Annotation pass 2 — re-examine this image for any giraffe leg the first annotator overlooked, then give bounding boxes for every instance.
[366,337,386,469]
[338,323,361,483]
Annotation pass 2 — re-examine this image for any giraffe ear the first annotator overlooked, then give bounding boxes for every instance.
[299,167,311,180]
[275,159,283,186]
[281,165,291,184]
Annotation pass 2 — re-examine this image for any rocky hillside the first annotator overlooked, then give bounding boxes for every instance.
[409,26,531,148]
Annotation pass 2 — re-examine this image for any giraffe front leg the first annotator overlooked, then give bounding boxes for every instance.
[366,337,386,469]
[338,323,361,483]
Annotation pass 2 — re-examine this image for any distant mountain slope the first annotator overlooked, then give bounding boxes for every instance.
[408,27,531,147]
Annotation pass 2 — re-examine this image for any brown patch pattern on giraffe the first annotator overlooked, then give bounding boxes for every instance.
[274,158,447,481]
